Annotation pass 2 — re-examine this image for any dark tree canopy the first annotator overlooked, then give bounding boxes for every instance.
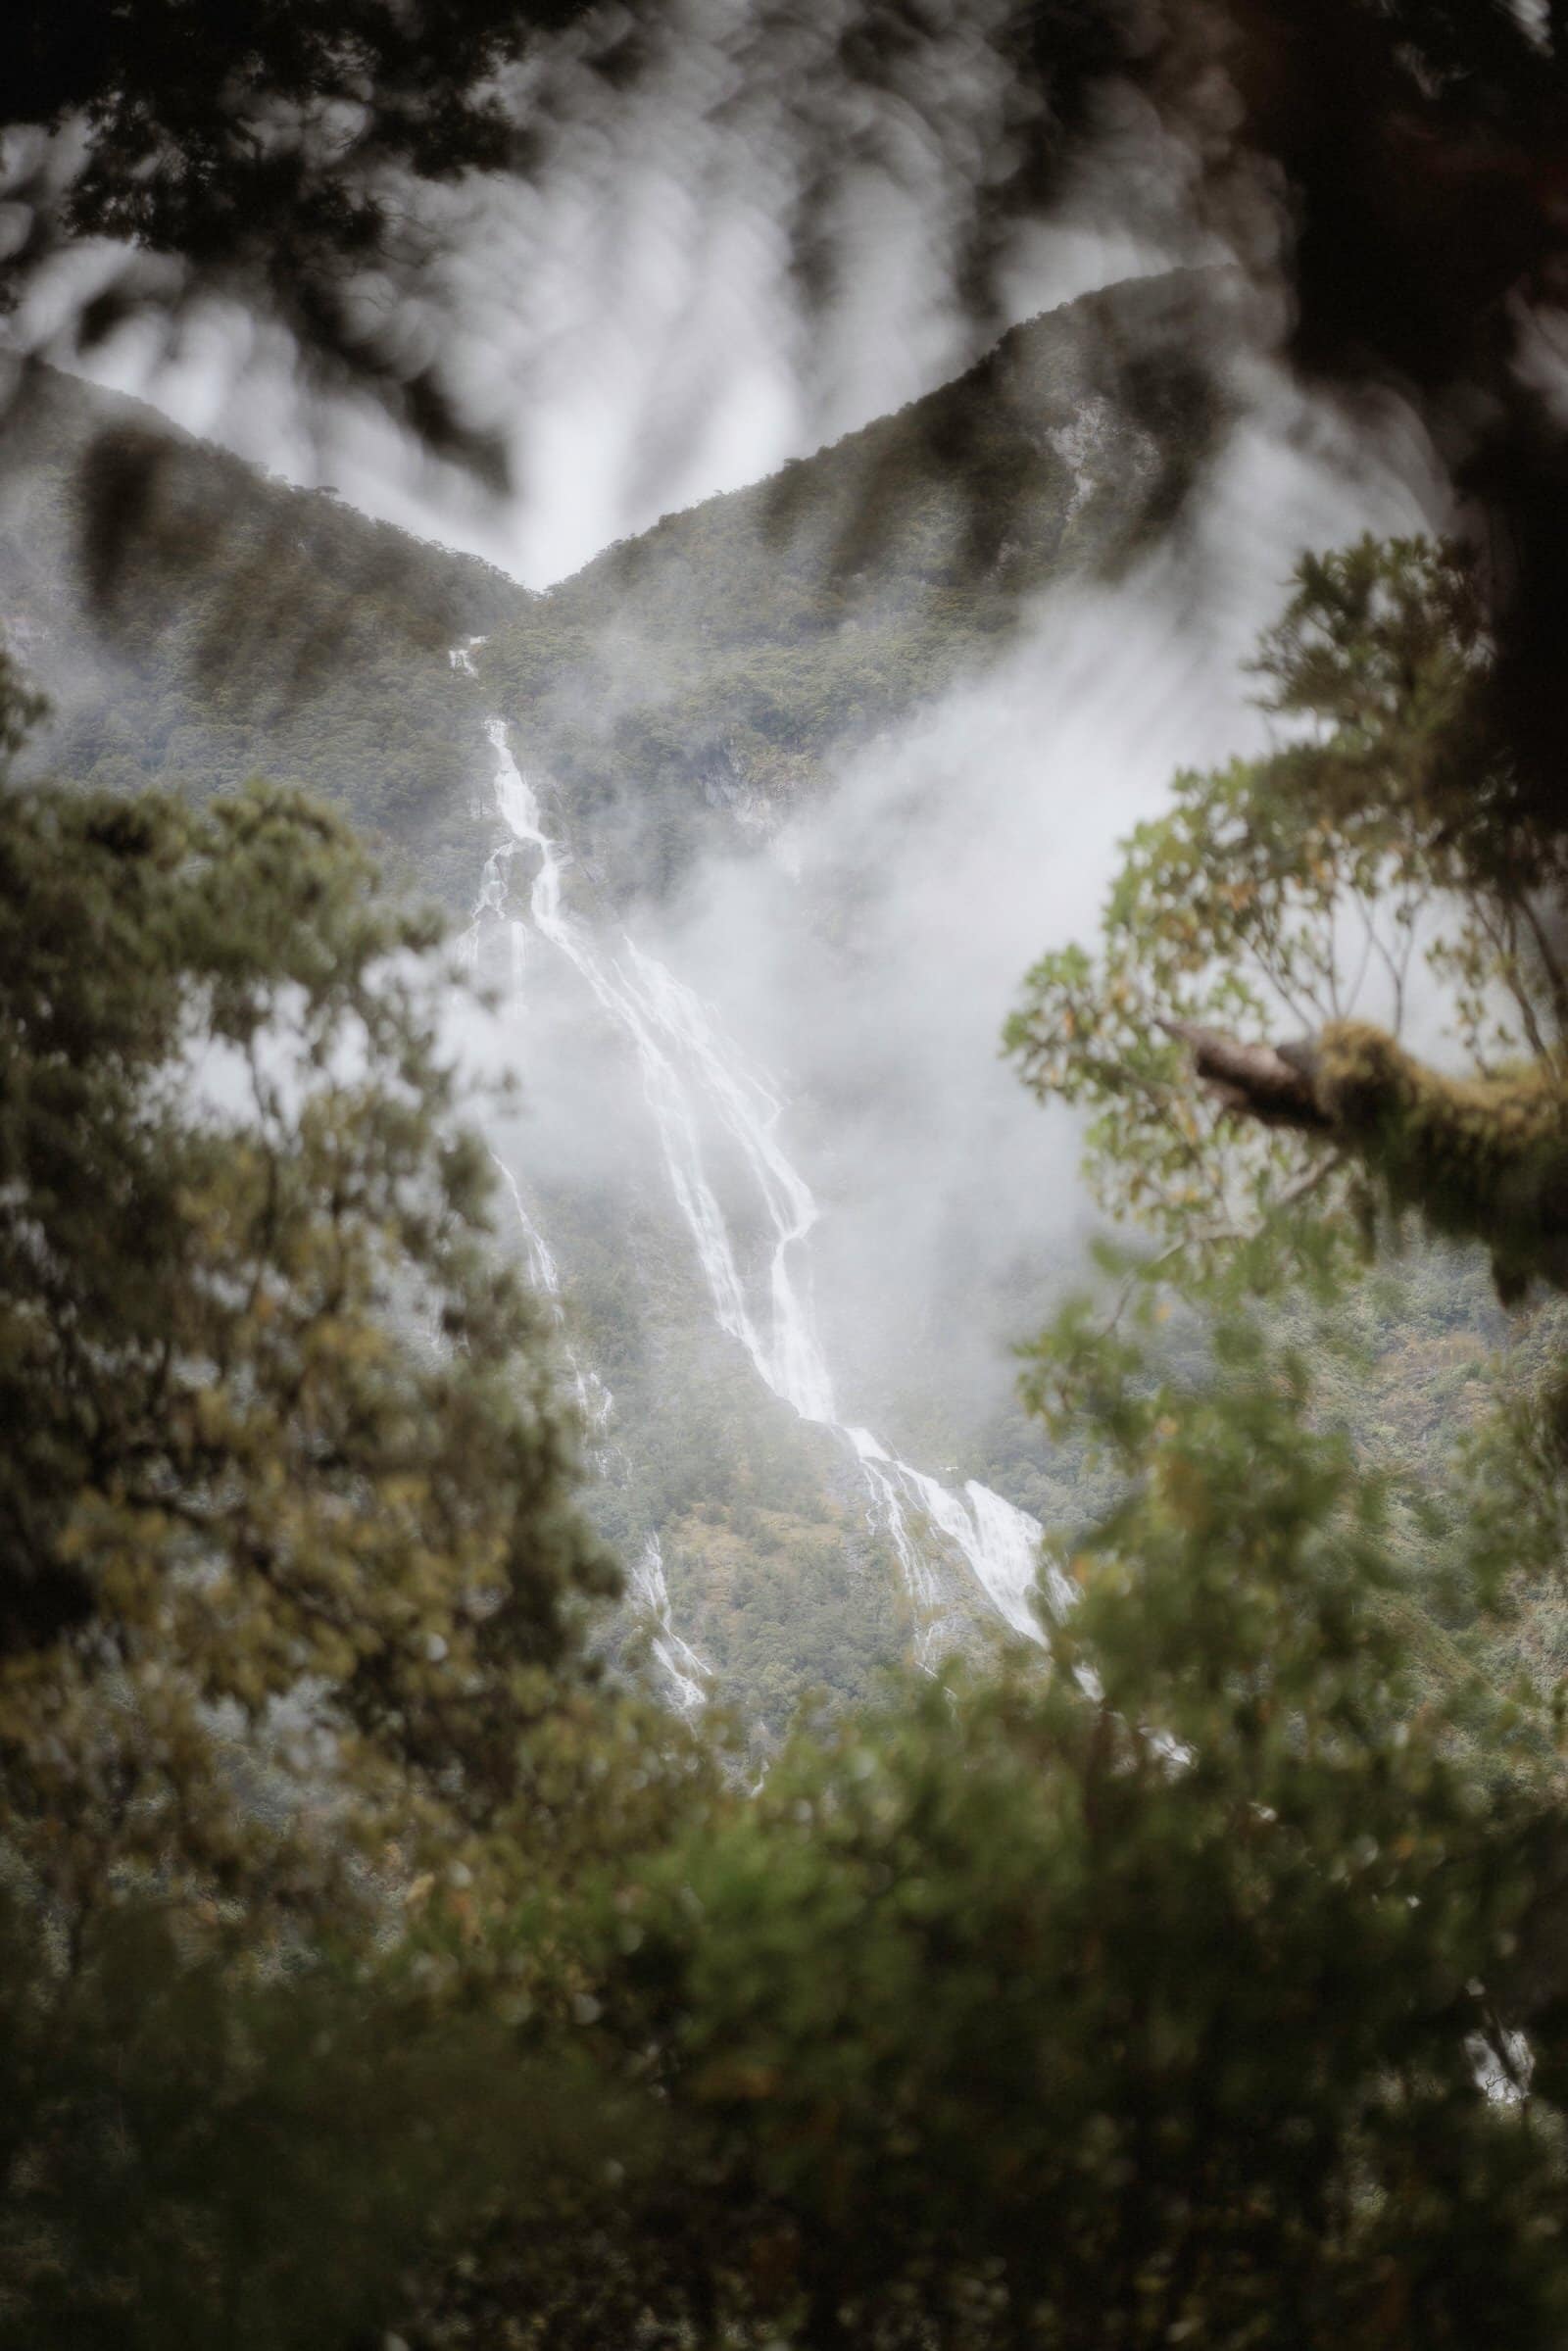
[1172,0,1568,829]
[8,0,1568,795]
[5,0,606,474]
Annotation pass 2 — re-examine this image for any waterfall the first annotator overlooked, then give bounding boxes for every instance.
[466,786,708,1707]
[469,710,1059,1660]
[487,1137,707,1706]
[629,1537,710,1716]
[490,1154,613,1439]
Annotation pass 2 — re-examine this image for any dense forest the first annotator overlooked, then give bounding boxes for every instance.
[10,0,1568,2340]
[8,518,1568,2341]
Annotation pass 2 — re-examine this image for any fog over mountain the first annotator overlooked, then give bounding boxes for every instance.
[51,2,1224,586]
[16,2,1568,2331]
[1,266,1446,1738]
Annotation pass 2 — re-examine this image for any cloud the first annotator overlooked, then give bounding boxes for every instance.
[604,351,1448,1441]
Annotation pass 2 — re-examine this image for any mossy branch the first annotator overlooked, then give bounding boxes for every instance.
[1166,1015,1568,1298]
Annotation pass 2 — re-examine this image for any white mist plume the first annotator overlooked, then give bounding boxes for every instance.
[447,337,1445,1686]
[617,363,1448,1445]
[464,706,1063,1656]
[54,0,1229,585]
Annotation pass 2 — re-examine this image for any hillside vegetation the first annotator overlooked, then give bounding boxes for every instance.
[1,270,1230,906]
[478,269,1228,894]
[0,367,519,902]
[0,268,1244,1735]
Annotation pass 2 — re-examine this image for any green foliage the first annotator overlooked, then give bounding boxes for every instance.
[1002,530,1568,1646]
[998,524,1568,1767]
[1004,762,1336,1260]
[370,1299,1568,2351]
[478,272,1227,886]
[658,1494,908,1747]
[1251,535,1567,929]
[969,535,1568,2341]
[540,1314,1568,2351]
[0,1890,641,2351]
[0,664,621,1936]
[1005,534,1568,1293]
[0,661,723,2341]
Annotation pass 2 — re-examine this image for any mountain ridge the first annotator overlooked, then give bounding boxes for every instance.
[1,267,1234,904]
[0,269,1238,1738]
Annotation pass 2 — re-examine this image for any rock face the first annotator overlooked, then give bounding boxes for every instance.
[0,269,1239,1741]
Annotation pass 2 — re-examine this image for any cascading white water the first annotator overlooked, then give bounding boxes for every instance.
[489,1147,707,1705]
[629,1537,710,1716]
[490,1154,614,1438]
[469,860,705,1706]
[469,710,1058,1655]
[619,941,837,1424]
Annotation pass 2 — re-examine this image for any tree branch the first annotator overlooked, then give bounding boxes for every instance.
[1157,1019,1331,1132]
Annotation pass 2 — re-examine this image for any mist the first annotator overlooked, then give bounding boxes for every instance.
[52,0,1232,587]
[456,351,1446,1488]
[6,1,1470,1651]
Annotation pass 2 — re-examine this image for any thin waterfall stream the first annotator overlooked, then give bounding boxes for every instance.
[492,1131,711,1714]
[463,696,1067,1680]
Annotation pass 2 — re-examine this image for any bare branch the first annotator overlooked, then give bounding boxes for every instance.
[1158,1019,1332,1133]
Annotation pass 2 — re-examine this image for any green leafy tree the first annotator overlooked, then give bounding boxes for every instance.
[425,1313,1568,2351]
[0,657,625,1938]
[1005,535,1568,1299]
[1002,532,1568,1677]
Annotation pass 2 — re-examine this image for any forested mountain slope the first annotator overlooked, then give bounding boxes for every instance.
[1,269,1228,902]
[0,366,522,900]
[475,269,1227,894]
[0,269,1236,1738]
